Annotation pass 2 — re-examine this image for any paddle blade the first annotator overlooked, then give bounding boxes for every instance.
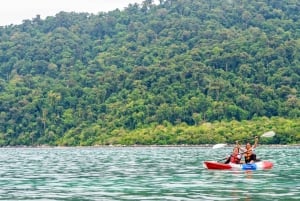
[261,131,275,138]
[212,143,227,149]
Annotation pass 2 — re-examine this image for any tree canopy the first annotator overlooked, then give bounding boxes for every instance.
[0,0,299,146]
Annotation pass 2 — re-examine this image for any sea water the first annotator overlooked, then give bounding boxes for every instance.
[0,146,299,200]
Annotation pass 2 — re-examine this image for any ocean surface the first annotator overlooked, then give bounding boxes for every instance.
[0,146,299,200]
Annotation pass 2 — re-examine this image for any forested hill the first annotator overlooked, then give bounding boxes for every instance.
[0,0,299,146]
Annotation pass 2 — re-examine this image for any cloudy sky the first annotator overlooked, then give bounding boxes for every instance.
[0,0,148,26]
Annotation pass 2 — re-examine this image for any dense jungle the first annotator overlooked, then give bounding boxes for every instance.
[0,0,299,146]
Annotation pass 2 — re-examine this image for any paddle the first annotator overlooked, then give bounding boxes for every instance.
[213,131,276,162]
[212,143,227,149]
[261,130,275,138]
[212,130,276,149]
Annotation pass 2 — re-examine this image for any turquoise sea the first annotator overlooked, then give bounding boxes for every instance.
[0,146,299,200]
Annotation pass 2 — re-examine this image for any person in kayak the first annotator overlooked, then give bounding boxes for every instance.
[239,136,259,163]
[224,144,242,164]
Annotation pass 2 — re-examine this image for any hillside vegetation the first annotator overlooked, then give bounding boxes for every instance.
[0,0,299,146]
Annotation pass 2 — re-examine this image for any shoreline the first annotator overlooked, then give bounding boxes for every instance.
[1,144,300,149]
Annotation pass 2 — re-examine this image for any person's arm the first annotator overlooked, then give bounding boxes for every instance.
[237,140,246,152]
[253,136,258,149]
[235,140,241,149]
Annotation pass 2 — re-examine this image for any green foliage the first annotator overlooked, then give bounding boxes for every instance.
[100,117,300,145]
[0,0,299,146]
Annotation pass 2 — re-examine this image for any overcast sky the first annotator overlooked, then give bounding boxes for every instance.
[0,0,148,26]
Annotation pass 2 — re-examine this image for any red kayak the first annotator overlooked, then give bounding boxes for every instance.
[203,161,273,170]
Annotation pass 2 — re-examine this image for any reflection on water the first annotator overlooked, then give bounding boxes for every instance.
[0,146,299,200]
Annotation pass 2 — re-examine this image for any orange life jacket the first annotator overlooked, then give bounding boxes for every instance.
[244,149,253,161]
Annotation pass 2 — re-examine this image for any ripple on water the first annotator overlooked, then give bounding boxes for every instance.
[0,147,299,200]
